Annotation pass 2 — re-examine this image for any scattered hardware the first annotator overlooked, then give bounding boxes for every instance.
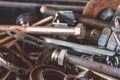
[0,0,120,80]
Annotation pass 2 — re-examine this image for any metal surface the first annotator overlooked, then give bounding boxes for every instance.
[111,5,120,46]
[97,8,115,21]
[76,65,118,80]
[40,4,84,15]
[51,49,120,78]
[7,29,49,49]
[40,5,111,30]
[29,65,67,80]
[77,14,111,30]
[0,24,86,39]
[42,37,115,56]
[98,28,111,48]
[32,16,54,26]
[0,1,120,79]
[16,12,40,26]
[106,33,117,51]
[0,45,33,74]
[52,11,76,26]
[0,36,13,44]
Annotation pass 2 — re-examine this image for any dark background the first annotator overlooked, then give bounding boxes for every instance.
[0,0,88,24]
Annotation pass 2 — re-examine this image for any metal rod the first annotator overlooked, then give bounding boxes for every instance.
[76,65,118,80]
[51,49,120,78]
[0,24,86,39]
[42,37,115,56]
[0,36,13,44]
[32,16,54,26]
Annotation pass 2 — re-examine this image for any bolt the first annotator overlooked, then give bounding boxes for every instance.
[26,23,86,39]
[51,49,120,78]
[0,24,86,39]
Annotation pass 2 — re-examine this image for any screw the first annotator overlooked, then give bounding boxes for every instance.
[51,49,120,78]
[26,23,86,39]
[0,24,86,39]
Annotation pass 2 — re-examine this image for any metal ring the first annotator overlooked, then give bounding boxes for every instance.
[0,45,33,74]
[29,65,67,80]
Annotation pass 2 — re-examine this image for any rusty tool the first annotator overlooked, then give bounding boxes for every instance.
[0,36,13,44]
[76,14,111,30]
[0,66,12,80]
[0,23,86,39]
[7,29,49,49]
[0,45,33,74]
[106,33,117,51]
[32,16,54,26]
[111,5,120,47]
[51,49,120,78]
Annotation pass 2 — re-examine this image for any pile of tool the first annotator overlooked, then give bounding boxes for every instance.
[0,0,120,80]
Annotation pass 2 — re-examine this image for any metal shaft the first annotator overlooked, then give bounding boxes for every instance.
[32,16,54,26]
[67,54,120,78]
[51,49,120,78]
[40,5,85,15]
[0,24,86,39]
[75,14,111,30]
[42,37,115,56]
